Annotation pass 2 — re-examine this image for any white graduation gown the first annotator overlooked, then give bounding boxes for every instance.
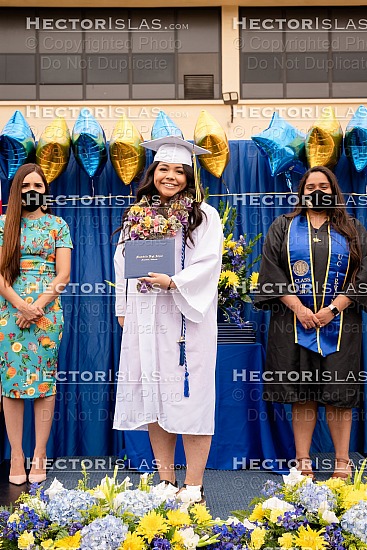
[113,202,223,435]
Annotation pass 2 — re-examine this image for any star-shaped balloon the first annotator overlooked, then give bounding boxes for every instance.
[151,110,183,140]
[306,107,343,169]
[345,105,367,172]
[72,108,107,178]
[252,112,306,177]
[36,117,71,183]
[0,110,35,179]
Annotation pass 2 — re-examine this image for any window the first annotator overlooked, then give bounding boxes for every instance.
[239,7,367,99]
[0,7,221,101]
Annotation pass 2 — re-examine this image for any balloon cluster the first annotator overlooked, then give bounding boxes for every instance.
[0,108,230,184]
[252,105,367,180]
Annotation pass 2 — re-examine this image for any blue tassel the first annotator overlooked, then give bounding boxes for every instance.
[184,376,190,398]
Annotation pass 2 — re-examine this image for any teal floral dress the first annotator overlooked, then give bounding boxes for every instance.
[0,214,73,399]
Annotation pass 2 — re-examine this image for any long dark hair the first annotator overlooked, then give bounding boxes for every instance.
[113,161,206,246]
[287,165,361,283]
[0,163,52,286]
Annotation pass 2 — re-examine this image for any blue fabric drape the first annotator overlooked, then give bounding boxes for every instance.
[0,140,366,462]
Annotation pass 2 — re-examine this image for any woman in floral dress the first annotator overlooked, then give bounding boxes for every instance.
[0,163,73,485]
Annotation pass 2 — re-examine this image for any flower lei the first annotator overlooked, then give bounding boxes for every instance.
[125,194,194,292]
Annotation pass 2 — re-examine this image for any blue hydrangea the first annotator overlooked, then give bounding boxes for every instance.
[341,501,367,542]
[114,489,163,516]
[46,489,97,526]
[296,482,336,513]
[80,514,128,549]
[261,480,282,497]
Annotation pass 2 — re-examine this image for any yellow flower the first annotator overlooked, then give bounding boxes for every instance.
[250,527,266,550]
[18,531,35,549]
[320,477,346,491]
[293,525,327,550]
[54,531,81,548]
[249,503,265,522]
[166,509,192,527]
[41,541,55,549]
[131,205,143,215]
[249,272,259,291]
[143,216,152,228]
[8,513,20,523]
[171,531,185,549]
[120,532,146,550]
[269,508,285,523]
[226,240,236,250]
[339,485,367,509]
[234,245,244,256]
[136,510,169,542]
[278,533,294,549]
[219,270,240,288]
[190,504,212,523]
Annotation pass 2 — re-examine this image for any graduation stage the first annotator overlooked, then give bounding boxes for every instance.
[1,141,367,480]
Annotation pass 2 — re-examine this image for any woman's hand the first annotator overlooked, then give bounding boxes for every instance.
[296,305,320,330]
[314,307,334,327]
[118,316,125,328]
[138,272,175,290]
[15,313,32,329]
[17,302,44,322]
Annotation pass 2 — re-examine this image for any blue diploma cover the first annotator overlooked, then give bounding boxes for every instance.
[124,239,176,278]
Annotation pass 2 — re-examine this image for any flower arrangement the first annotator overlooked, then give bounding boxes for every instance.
[0,467,221,550]
[2,463,367,549]
[125,196,193,241]
[228,460,367,550]
[218,201,262,327]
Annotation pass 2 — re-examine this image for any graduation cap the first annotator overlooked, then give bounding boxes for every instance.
[141,136,211,201]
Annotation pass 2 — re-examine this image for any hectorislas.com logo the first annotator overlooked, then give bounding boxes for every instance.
[233,17,367,30]
[26,17,188,31]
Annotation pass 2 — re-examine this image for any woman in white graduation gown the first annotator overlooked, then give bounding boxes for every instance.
[113,136,223,502]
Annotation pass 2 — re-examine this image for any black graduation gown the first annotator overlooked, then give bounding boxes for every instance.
[254,214,367,408]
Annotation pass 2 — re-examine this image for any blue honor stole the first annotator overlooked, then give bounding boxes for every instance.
[287,214,350,356]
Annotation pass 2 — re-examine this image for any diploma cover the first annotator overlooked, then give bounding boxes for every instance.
[124,239,176,278]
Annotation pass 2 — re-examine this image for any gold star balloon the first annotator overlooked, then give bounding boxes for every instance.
[36,117,71,183]
[306,107,343,169]
[194,110,230,178]
[110,116,146,185]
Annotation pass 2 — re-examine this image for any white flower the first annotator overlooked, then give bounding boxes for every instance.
[321,509,339,524]
[44,478,64,500]
[100,474,132,491]
[243,518,257,530]
[176,485,202,506]
[262,497,295,512]
[20,497,46,515]
[151,481,179,502]
[283,467,305,487]
[318,501,330,513]
[179,527,200,549]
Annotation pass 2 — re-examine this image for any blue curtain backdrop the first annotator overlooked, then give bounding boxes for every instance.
[1,140,367,463]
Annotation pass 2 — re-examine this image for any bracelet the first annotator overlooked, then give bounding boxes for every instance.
[167,278,174,291]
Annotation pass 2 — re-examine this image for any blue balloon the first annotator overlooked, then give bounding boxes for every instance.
[0,110,35,180]
[345,105,367,172]
[151,110,183,139]
[252,112,306,176]
[72,108,107,178]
